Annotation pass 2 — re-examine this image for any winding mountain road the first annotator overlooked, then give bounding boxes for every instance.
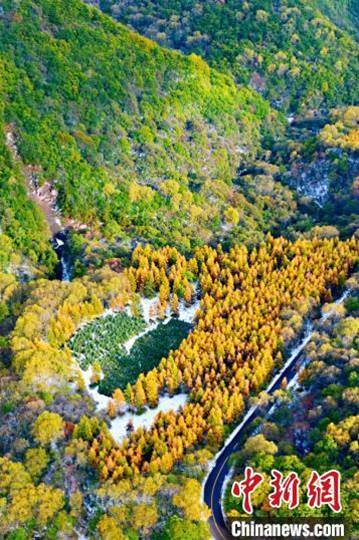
[203,291,349,539]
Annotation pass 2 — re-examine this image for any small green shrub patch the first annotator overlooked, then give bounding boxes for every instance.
[98,319,192,395]
[69,311,145,370]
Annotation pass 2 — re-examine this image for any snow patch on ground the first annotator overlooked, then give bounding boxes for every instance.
[292,160,331,207]
[71,290,200,459]
[80,363,188,442]
[80,367,111,411]
[179,298,201,323]
[123,297,158,353]
[123,295,200,353]
[141,297,158,325]
[75,294,199,444]
[110,393,188,443]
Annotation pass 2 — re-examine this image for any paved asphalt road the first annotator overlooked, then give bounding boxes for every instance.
[203,405,258,539]
[203,325,318,539]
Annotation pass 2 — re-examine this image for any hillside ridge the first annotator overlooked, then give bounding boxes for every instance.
[0,0,296,273]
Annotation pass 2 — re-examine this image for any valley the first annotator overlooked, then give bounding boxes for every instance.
[0,0,357,539]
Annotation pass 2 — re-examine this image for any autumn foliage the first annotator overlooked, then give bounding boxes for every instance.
[86,236,358,479]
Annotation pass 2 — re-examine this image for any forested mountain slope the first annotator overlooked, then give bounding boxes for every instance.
[0,0,296,268]
[272,106,359,239]
[98,0,359,113]
[314,0,359,40]
[0,123,56,275]
[0,2,357,538]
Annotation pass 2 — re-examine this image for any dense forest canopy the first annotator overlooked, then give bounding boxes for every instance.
[96,0,359,113]
[0,124,57,274]
[314,0,359,39]
[225,284,359,522]
[0,0,299,266]
[1,236,357,538]
[0,0,358,539]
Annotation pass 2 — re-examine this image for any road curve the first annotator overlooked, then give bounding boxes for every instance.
[203,291,349,539]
